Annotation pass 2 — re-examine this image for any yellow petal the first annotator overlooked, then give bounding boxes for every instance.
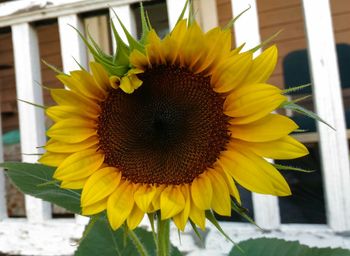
[46,105,98,122]
[89,62,110,91]
[216,165,241,204]
[173,184,191,231]
[120,69,143,94]
[109,76,120,89]
[82,199,107,215]
[81,167,121,207]
[212,52,253,93]
[130,49,150,69]
[243,45,278,84]
[230,114,298,142]
[70,70,106,100]
[53,149,104,181]
[39,152,70,167]
[107,180,135,230]
[45,137,98,153]
[207,170,231,216]
[127,205,145,230]
[224,83,286,119]
[220,147,291,196]
[160,185,185,220]
[189,198,206,230]
[146,29,166,65]
[134,185,157,212]
[234,136,309,160]
[61,178,87,189]
[50,89,100,114]
[190,173,212,210]
[168,20,188,64]
[151,185,165,211]
[47,118,97,144]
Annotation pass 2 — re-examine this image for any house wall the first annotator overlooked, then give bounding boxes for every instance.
[216,0,350,90]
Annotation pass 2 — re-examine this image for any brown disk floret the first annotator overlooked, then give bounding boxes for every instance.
[98,65,230,185]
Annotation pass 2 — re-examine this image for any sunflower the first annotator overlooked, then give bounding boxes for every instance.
[39,12,308,232]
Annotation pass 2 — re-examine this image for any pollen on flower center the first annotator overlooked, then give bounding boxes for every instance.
[97,65,230,185]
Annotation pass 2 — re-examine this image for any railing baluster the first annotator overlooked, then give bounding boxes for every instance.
[302,0,350,232]
[0,109,8,220]
[231,0,281,230]
[11,22,51,222]
[58,14,89,224]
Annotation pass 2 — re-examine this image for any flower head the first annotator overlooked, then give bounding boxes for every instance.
[40,7,308,231]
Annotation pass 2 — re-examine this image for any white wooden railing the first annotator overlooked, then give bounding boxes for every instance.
[1,0,350,255]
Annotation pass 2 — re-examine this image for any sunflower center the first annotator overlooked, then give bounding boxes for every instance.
[98,65,230,185]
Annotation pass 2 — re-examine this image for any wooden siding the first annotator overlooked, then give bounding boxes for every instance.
[216,0,350,90]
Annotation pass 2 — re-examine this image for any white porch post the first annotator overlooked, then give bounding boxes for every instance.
[231,0,281,230]
[58,15,88,72]
[109,4,137,51]
[0,109,8,220]
[58,14,89,224]
[302,0,350,232]
[11,23,51,222]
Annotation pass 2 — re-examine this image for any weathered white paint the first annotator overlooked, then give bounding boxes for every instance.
[231,0,281,230]
[0,219,85,255]
[58,14,88,72]
[0,0,143,28]
[302,0,350,232]
[166,0,188,30]
[109,4,137,51]
[0,110,7,220]
[11,23,52,222]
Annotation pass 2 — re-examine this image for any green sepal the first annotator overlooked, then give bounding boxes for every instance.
[175,0,189,27]
[87,31,114,62]
[110,19,131,66]
[231,200,260,230]
[249,30,282,53]
[110,8,145,53]
[72,56,87,72]
[189,220,204,245]
[282,83,311,94]
[187,0,196,26]
[205,210,236,245]
[273,163,315,173]
[17,99,47,109]
[139,3,151,45]
[292,95,312,104]
[223,5,251,30]
[282,101,335,130]
[42,59,65,75]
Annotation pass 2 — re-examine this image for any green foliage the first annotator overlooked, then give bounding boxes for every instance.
[0,162,81,214]
[75,214,181,256]
[229,238,350,256]
[273,163,315,173]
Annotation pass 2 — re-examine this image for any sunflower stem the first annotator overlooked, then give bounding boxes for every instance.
[128,230,149,256]
[156,213,170,256]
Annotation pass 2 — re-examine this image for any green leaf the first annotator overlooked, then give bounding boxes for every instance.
[273,163,315,173]
[41,60,65,75]
[282,101,335,130]
[229,238,350,256]
[17,99,47,109]
[75,214,181,256]
[0,162,81,214]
